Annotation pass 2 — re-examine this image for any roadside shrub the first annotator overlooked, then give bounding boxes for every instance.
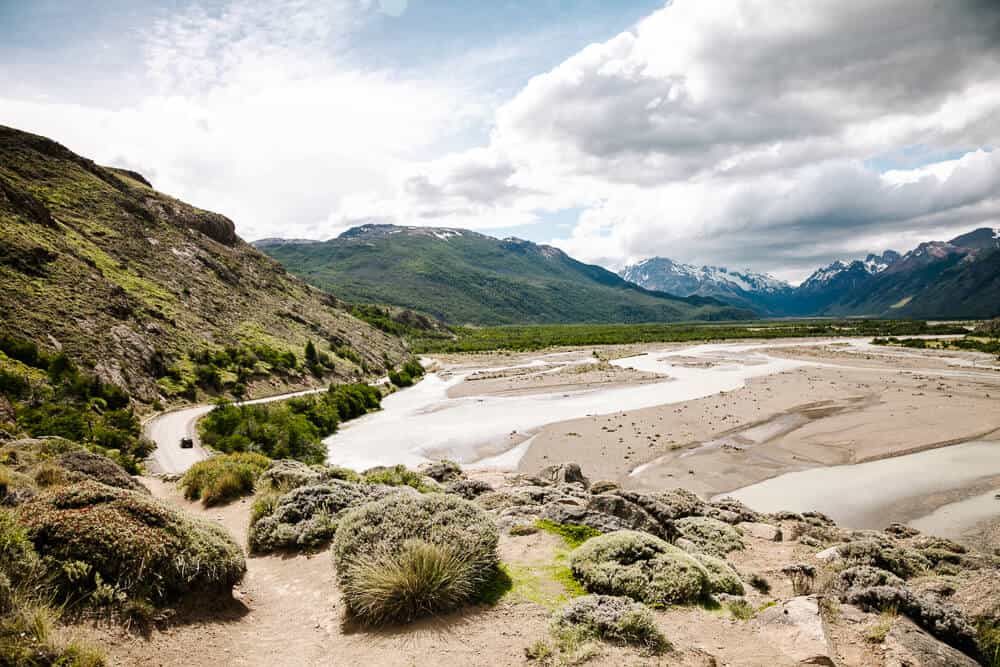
[198,384,380,463]
[675,517,744,557]
[333,493,499,624]
[362,464,435,492]
[17,482,245,603]
[180,453,271,506]
[388,370,413,388]
[569,531,710,607]
[691,553,744,595]
[552,594,669,653]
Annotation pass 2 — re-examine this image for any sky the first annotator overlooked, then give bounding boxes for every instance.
[2,0,999,283]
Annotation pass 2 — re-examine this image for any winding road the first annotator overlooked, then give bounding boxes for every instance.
[143,387,331,474]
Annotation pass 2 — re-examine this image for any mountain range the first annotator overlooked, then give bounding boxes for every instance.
[0,125,405,401]
[255,225,753,325]
[620,229,999,319]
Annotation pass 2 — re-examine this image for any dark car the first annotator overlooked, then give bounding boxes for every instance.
[180,437,194,449]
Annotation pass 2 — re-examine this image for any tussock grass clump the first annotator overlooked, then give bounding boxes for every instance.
[726,598,755,620]
[17,481,245,603]
[552,594,669,653]
[181,452,271,505]
[333,493,499,625]
[341,539,476,624]
[569,531,710,607]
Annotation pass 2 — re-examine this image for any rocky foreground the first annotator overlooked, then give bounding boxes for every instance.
[4,440,998,666]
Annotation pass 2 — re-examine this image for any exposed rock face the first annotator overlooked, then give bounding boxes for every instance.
[883,617,980,667]
[757,596,835,666]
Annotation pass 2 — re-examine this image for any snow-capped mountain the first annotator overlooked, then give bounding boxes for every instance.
[798,251,901,289]
[619,228,999,319]
[619,258,794,315]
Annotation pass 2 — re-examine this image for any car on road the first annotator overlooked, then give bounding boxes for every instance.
[180,437,194,449]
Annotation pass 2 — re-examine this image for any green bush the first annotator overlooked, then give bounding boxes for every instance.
[17,482,245,603]
[675,517,744,557]
[691,553,744,595]
[332,493,499,624]
[181,453,271,505]
[552,594,669,653]
[569,531,710,607]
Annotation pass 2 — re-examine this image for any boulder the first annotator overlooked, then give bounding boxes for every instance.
[883,617,979,667]
[815,545,843,563]
[589,480,620,495]
[537,462,590,488]
[757,596,835,666]
[739,521,782,542]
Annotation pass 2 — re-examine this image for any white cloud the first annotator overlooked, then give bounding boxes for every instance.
[0,0,478,240]
[358,0,1000,278]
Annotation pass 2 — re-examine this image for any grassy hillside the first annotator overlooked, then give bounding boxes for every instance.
[257,225,754,325]
[0,126,407,403]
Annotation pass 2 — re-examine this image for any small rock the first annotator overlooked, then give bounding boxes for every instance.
[815,545,842,562]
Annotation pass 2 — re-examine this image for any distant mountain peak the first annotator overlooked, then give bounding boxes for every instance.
[621,257,790,296]
[339,223,474,242]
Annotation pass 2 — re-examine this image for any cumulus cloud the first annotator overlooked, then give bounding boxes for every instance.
[0,0,478,240]
[364,0,1000,278]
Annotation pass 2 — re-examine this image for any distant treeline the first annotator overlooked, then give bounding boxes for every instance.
[410,319,971,353]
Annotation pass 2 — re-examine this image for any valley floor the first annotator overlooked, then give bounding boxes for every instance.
[459,339,1000,543]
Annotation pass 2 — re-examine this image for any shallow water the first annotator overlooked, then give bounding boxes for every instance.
[909,487,1000,538]
[723,441,1000,529]
[324,341,812,470]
